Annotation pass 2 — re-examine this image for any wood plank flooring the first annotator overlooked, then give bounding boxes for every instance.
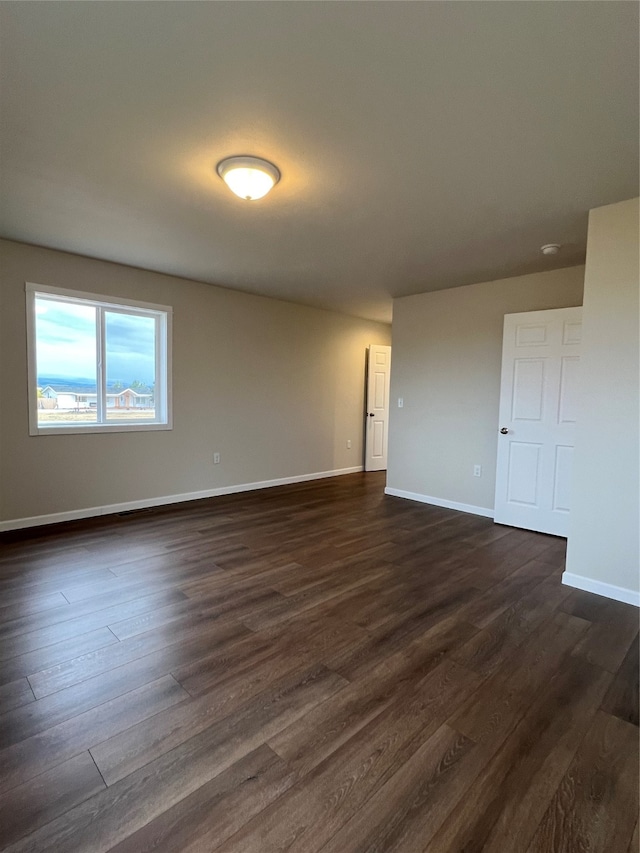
[0,472,637,852]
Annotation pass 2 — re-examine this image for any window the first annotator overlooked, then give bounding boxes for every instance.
[26,283,172,434]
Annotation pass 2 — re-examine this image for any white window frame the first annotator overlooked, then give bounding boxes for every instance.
[26,283,173,436]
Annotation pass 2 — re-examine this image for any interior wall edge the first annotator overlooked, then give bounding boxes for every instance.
[562,571,640,608]
[384,486,494,519]
[0,465,364,533]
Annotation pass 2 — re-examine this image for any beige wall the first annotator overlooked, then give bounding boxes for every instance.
[0,239,390,526]
[565,198,639,600]
[387,266,585,511]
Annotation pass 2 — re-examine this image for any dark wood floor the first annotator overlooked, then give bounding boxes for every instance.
[0,472,637,852]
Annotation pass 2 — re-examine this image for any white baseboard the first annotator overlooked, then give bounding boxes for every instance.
[0,466,364,532]
[562,572,640,607]
[384,486,494,519]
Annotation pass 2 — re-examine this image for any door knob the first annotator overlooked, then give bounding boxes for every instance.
[368,413,374,417]
[500,427,509,434]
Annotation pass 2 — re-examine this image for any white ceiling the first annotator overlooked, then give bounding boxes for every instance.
[1,2,637,323]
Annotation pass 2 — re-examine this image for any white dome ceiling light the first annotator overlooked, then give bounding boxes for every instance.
[216,156,280,201]
[540,243,561,256]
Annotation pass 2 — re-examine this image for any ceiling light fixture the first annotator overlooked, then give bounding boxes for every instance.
[540,243,561,256]
[216,156,280,201]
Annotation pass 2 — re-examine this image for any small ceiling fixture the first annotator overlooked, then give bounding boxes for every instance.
[216,156,280,201]
[540,243,561,256]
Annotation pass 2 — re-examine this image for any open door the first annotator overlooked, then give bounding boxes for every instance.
[365,344,391,471]
[494,307,582,536]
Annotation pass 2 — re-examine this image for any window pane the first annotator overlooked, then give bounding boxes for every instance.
[35,297,97,427]
[29,285,169,434]
[105,311,156,421]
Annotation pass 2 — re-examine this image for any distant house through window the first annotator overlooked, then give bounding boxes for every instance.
[26,283,172,434]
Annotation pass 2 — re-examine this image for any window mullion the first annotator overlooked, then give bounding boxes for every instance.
[96,307,106,424]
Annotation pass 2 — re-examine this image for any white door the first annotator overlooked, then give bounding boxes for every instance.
[365,344,391,471]
[494,307,582,536]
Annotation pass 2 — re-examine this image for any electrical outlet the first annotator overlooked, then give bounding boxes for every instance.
[473,464,482,477]
[346,439,352,449]
[398,397,404,408]
[213,452,221,464]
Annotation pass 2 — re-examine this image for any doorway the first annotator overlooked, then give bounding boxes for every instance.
[494,307,582,536]
[364,344,391,472]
